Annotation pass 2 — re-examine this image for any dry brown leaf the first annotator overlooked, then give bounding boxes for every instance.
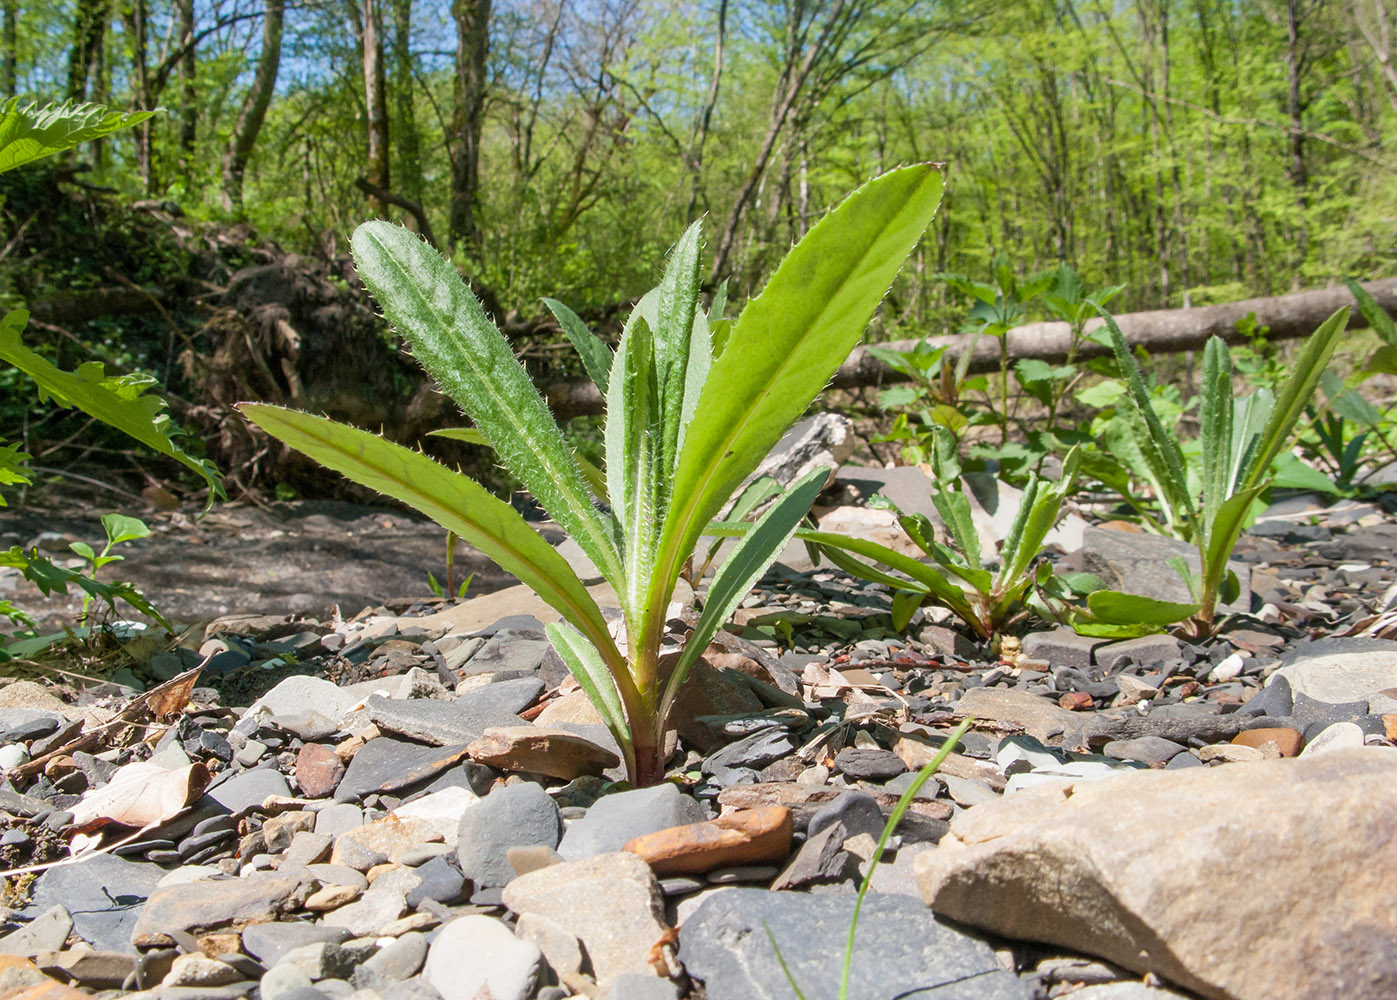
[70,760,211,833]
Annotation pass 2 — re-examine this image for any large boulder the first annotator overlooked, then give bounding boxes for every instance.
[916,747,1397,1000]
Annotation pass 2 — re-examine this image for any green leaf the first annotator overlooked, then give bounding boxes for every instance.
[1000,447,1079,588]
[1075,379,1123,408]
[654,221,704,480]
[1270,452,1340,493]
[643,164,944,641]
[1086,590,1198,625]
[546,621,634,774]
[430,426,608,500]
[1198,337,1232,537]
[890,589,922,631]
[0,440,31,504]
[0,311,222,501]
[0,99,158,175]
[101,513,150,547]
[605,306,661,617]
[1073,620,1167,639]
[1239,308,1346,492]
[240,404,626,680]
[543,297,613,395]
[350,222,622,587]
[661,467,827,721]
[1201,487,1266,607]
[1099,308,1195,521]
[1346,279,1397,349]
[1361,345,1397,377]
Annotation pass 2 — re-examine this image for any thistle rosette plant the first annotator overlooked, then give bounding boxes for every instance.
[1080,306,1347,638]
[241,164,945,785]
[789,425,1081,641]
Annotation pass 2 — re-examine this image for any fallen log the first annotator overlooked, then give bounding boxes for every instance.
[540,277,1397,418]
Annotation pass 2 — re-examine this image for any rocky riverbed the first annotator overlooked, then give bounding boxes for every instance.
[0,466,1394,1000]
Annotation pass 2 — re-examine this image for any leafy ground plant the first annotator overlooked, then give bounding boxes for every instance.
[243,164,945,785]
[0,100,220,658]
[789,425,1081,641]
[1079,307,1347,638]
[769,718,972,999]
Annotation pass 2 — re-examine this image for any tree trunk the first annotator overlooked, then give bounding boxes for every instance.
[120,0,154,193]
[391,0,422,206]
[361,0,390,215]
[539,279,1397,419]
[67,0,108,100]
[1,0,16,98]
[448,0,491,254]
[220,0,283,216]
[175,0,197,180]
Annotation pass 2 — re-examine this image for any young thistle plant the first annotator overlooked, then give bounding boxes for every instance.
[242,165,945,785]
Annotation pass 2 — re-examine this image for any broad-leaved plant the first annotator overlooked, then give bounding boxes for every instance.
[243,165,945,785]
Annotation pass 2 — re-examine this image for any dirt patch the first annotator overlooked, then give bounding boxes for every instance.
[0,496,531,631]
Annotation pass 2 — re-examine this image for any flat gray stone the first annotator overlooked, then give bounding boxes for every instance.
[1021,629,1104,669]
[557,784,707,861]
[334,738,470,802]
[246,676,358,724]
[25,853,162,953]
[456,782,562,888]
[203,767,292,813]
[242,922,352,968]
[455,676,546,716]
[679,887,1028,1000]
[0,904,72,956]
[502,852,668,992]
[365,694,523,748]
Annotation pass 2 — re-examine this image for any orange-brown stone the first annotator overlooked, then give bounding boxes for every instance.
[623,805,793,876]
[0,980,95,1000]
[1058,691,1094,711]
[1231,727,1303,758]
[1384,714,1397,741]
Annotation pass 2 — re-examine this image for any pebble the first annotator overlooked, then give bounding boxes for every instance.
[9,501,1397,1000]
[422,915,542,1000]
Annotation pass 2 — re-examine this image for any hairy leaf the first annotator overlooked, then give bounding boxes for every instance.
[543,297,613,394]
[351,223,623,586]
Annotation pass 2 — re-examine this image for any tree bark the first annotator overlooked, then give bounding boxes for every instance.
[361,0,390,215]
[391,0,422,206]
[539,279,1397,418]
[220,0,283,216]
[67,0,109,101]
[175,0,197,180]
[1,0,16,98]
[448,0,491,254]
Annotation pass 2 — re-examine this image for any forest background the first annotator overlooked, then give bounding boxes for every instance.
[1,0,1395,500]
[8,0,1395,318]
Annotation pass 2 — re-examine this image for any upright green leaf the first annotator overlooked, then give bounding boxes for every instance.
[351,223,622,585]
[0,99,158,174]
[546,621,635,773]
[1198,337,1233,535]
[654,222,703,479]
[1239,307,1346,491]
[1346,279,1397,349]
[1100,308,1195,520]
[643,164,945,644]
[0,310,223,500]
[604,312,660,617]
[543,297,613,394]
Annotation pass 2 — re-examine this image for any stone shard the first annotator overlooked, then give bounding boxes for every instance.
[467,725,620,779]
[622,806,793,876]
[131,871,313,947]
[916,747,1397,1000]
